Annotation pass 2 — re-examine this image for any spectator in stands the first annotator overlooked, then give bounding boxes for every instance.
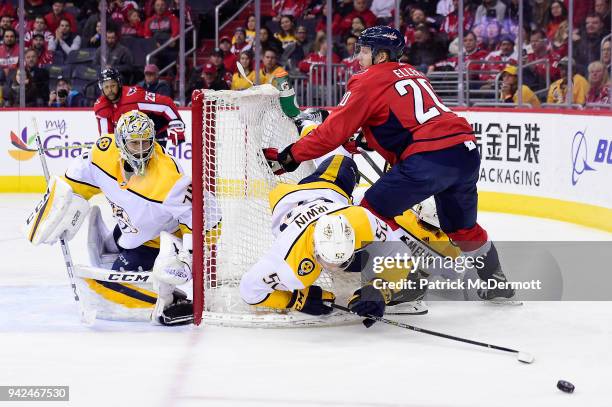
[4,69,39,106]
[370,0,394,24]
[574,14,609,75]
[0,1,15,20]
[230,27,252,55]
[231,51,255,91]
[298,34,340,82]
[94,27,134,83]
[350,16,366,37]
[429,30,488,73]
[275,15,297,49]
[168,0,193,27]
[550,20,568,57]
[526,29,561,87]
[0,28,18,75]
[87,21,102,48]
[45,0,77,33]
[25,16,54,49]
[546,57,589,104]
[594,0,611,32]
[201,62,229,91]
[24,48,49,103]
[532,0,550,31]
[341,34,360,74]
[281,25,309,70]
[601,38,611,69]
[122,9,145,37]
[218,39,238,73]
[109,0,138,27]
[545,1,567,42]
[138,63,173,97]
[406,24,446,72]
[259,27,283,56]
[338,0,377,36]
[144,0,179,71]
[31,33,53,65]
[244,15,257,44]
[273,0,310,20]
[258,48,287,86]
[439,0,474,43]
[404,8,436,48]
[48,76,82,107]
[480,36,517,84]
[500,65,541,106]
[208,48,232,88]
[314,1,343,36]
[586,60,610,104]
[50,18,81,60]
[474,0,507,25]
[0,14,13,41]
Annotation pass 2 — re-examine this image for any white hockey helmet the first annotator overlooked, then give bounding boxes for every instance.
[413,197,440,228]
[313,214,356,272]
[115,110,156,176]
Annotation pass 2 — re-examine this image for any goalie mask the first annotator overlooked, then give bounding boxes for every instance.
[115,110,156,176]
[313,214,356,272]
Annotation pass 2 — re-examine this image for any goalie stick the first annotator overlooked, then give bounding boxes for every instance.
[331,304,534,364]
[32,118,97,325]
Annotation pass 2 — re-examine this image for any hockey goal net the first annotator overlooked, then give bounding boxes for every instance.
[191,85,359,327]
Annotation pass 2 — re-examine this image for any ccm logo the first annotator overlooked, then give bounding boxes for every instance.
[108,274,150,282]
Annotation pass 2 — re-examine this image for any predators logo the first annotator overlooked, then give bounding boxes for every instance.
[298,258,315,276]
[108,199,138,233]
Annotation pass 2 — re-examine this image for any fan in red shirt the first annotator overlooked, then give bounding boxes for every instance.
[338,0,377,35]
[298,35,341,84]
[265,26,516,315]
[94,68,185,148]
[44,0,78,33]
[429,31,488,73]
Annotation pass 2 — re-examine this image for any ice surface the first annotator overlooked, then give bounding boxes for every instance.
[1,194,611,407]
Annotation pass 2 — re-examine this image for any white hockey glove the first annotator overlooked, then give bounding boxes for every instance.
[152,231,192,285]
[167,119,185,145]
[25,176,90,245]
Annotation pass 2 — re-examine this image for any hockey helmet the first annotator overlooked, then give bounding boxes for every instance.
[313,214,356,272]
[356,26,405,61]
[98,67,122,90]
[115,110,156,176]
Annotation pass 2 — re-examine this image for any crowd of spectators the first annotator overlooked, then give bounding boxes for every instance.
[0,0,193,107]
[0,0,611,108]
[201,0,612,107]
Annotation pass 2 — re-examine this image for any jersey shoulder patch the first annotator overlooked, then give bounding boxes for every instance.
[96,136,112,151]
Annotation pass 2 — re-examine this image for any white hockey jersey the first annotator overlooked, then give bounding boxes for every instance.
[64,134,194,249]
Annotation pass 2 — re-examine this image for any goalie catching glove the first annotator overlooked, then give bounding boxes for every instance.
[287,285,335,316]
[25,176,90,245]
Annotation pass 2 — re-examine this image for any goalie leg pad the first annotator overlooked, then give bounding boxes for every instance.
[112,245,160,271]
[25,175,90,245]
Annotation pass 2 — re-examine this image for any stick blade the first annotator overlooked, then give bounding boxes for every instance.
[517,351,534,364]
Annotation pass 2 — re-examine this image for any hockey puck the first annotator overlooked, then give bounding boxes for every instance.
[557,380,575,393]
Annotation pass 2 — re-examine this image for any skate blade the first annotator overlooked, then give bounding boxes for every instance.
[385,309,429,315]
[486,299,523,306]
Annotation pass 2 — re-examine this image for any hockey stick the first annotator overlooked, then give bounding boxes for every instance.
[236,61,254,85]
[358,170,375,186]
[360,151,385,178]
[331,304,534,364]
[32,118,96,325]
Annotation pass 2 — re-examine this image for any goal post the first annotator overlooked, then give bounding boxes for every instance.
[191,85,359,327]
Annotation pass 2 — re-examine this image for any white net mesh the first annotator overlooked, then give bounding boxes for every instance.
[198,85,359,327]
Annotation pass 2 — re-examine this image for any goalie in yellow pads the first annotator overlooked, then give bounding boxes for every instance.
[25,110,202,325]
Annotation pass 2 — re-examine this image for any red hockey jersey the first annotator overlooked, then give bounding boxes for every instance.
[94,86,183,141]
[291,62,475,165]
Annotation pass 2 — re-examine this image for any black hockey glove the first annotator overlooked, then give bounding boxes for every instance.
[287,285,335,316]
[348,280,392,324]
[262,144,300,175]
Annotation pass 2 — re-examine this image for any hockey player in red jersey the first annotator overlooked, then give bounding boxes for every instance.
[265,26,515,318]
[94,68,185,148]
